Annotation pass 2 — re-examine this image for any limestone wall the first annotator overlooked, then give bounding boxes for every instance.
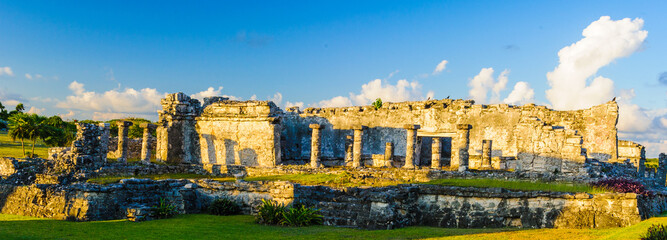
[156,93,201,164]
[196,100,281,167]
[280,99,616,166]
[0,179,659,230]
[618,140,646,167]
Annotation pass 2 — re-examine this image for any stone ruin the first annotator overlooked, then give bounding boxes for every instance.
[1,92,666,229]
[136,92,661,184]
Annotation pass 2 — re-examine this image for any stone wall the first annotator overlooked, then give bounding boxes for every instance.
[1,179,663,229]
[618,140,646,168]
[280,100,617,167]
[107,137,156,160]
[196,100,281,167]
[156,93,201,164]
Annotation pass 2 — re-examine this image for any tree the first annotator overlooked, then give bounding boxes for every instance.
[0,101,8,120]
[14,103,24,112]
[43,116,76,147]
[25,114,52,158]
[8,113,30,157]
[372,98,383,110]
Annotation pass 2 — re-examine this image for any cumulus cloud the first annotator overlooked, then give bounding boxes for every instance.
[316,78,433,107]
[26,106,45,115]
[267,92,305,110]
[468,68,512,103]
[433,60,448,74]
[616,89,652,132]
[503,82,535,105]
[546,16,647,110]
[26,73,44,80]
[59,111,76,120]
[191,86,240,101]
[56,81,164,114]
[0,89,26,108]
[317,96,353,108]
[0,67,13,76]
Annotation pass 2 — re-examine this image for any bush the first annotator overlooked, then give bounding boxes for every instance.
[255,199,322,227]
[372,98,383,110]
[152,198,178,219]
[591,178,653,196]
[208,198,241,216]
[641,224,667,240]
[280,205,323,227]
[256,199,286,225]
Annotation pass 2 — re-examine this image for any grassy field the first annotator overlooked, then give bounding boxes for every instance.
[0,130,49,158]
[0,213,663,240]
[426,178,607,194]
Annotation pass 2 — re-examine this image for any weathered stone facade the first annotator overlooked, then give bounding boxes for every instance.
[156,93,201,164]
[196,100,281,168]
[0,179,663,229]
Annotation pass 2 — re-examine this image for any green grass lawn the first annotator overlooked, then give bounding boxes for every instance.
[426,178,607,194]
[0,213,663,240]
[0,130,49,158]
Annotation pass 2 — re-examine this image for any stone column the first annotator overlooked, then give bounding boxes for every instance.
[309,124,324,168]
[116,121,133,163]
[140,123,157,164]
[384,142,394,167]
[451,124,471,172]
[403,124,420,169]
[481,140,492,169]
[352,125,365,168]
[431,137,441,169]
[345,135,353,166]
[638,158,646,178]
[98,123,110,162]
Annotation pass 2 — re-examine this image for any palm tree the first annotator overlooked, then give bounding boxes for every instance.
[8,113,30,157]
[25,114,51,158]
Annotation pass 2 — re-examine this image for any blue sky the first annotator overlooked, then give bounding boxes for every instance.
[1,1,666,155]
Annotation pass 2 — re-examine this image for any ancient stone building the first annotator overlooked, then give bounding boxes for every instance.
[155,92,641,178]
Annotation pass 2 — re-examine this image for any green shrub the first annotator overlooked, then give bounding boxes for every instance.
[152,198,178,219]
[256,199,286,225]
[280,205,323,227]
[255,199,322,227]
[642,224,667,240]
[372,98,383,110]
[208,198,241,216]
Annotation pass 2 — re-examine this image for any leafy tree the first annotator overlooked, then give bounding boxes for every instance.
[372,98,383,110]
[15,103,24,112]
[8,113,30,157]
[0,101,8,121]
[43,116,76,147]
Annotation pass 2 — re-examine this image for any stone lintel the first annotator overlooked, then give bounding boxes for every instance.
[140,123,157,129]
[352,125,367,130]
[117,121,134,127]
[403,124,421,130]
[456,124,472,130]
[309,123,324,129]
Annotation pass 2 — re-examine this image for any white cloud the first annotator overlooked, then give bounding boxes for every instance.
[59,111,76,120]
[285,101,304,109]
[546,16,647,110]
[492,69,510,102]
[0,89,26,109]
[56,81,164,114]
[191,86,240,101]
[26,106,45,115]
[468,68,511,104]
[317,96,353,108]
[25,74,32,80]
[433,60,448,74]
[616,89,652,132]
[316,78,432,107]
[0,67,13,76]
[503,82,535,105]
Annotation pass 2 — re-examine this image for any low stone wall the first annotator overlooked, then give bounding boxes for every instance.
[0,179,663,229]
